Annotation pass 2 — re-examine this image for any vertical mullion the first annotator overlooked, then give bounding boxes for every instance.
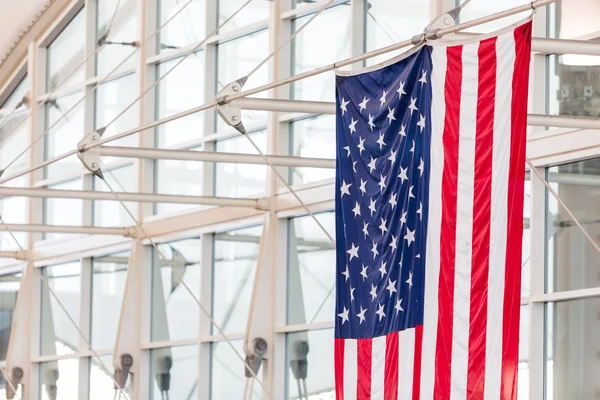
[78,257,93,399]
[350,0,365,70]
[200,1,217,399]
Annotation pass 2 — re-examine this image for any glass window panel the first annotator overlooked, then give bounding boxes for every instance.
[286,329,334,400]
[0,76,29,147]
[522,176,531,297]
[548,0,600,39]
[546,160,600,292]
[217,0,268,33]
[215,130,267,198]
[213,225,261,334]
[0,120,29,181]
[46,10,85,90]
[211,339,260,399]
[91,252,129,349]
[290,116,335,185]
[40,262,81,356]
[156,55,204,148]
[287,213,335,325]
[93,165,137,227]
[0,273,21,361]
[545,297,600,399]
[0,196,26,250]
[89,354,131,399]
[366,0,430,66]
[39,359,79,400]
[44,179,83,241]
[151,239,201,341]
[96,0,138,75]
[154,154,204,216]
[45,91,84,179]
[150,345,198,399]
[292,5,351,101]
[158,0,206,53]
[95,74,139,149]
[216,31,269,131]
[547,54,600,118]
[458,0,531,33]
[1,76,28,109]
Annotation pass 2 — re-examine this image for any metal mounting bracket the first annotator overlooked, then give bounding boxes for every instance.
[77,128,106,179]
[216,78,248,135]
[244,337,268,377]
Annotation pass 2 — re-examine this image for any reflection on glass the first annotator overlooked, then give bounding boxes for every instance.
[44,92,84,179]
[91,252,129,349]
[545,298,600,399]
[44,179,83,241]
[150,345,198,400]
[0,273,21,361]
[546,160,600,292]
[158,0,206,53]
[40,359,79,400]
[0,196,26,250]
[288,213,335,325]
[366,0,429,66]
[292,6,351,101]
[89,354,131,400]
[156,55,205,148]
[216,31,268,131]
[151,239,201,341]
[211,340,260,399]
[93,166,137,227]
[0,121,29,183]
[46,10,85,90]
[217,0,268,32]
[215,131,267,198]
[0,76,29,156]
[290,116,335,185]
[154,156,203,216]
[547,54,600,117]
[286,329,334,400]
[40,263,81,356]
[213,226,261,334]
[96,0,137,75]
[95,74,138,149]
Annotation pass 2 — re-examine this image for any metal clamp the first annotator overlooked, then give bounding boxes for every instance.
[77,128,106,179]
[216,78,248,135]
[244,337,268,377]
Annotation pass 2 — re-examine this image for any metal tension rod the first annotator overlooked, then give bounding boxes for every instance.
[0,187,266,209]
[0,223,130,236]
[235,98,600,130]
[91,146,336,168]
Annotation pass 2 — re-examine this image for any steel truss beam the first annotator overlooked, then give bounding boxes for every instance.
[91,146,336,168]
[0,223,130,235]
[0,187,266,208]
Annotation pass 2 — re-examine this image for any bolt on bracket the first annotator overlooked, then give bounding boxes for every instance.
[216,78,248,135]
[77,128,106,179]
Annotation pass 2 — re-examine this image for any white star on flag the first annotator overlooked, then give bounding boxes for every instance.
[418,157,424,176]
[409,185,415,199]
[359,179,367,195]
[353,161,357,173]
[378,174,387,192]
[362,222,369,238]
[357,306,367,324]
[419,69,428,84]
[404,227,416,247]
[344,146,350,157]
[389,235,398,252]
[340,180,352,197]
[357,136,366,155]
[397,81,406,98]
[400,211,407,226]
[359,97,369,113]
[350,287,355,302]
[398,124,406,137]
[387,107,396,124]
[352,202,361,218]
[395,298,404,313]
[375,303,386,321]
[338,307,349,324]
[398,166,408,184]
[378,218,388,235]
[417,202,423,220]
[370,284,378,301]
[347,243,359,260]
[417,114,426,132]
[389,192,397,209]
[379,90,387,106]
[379,261,387,277]
[406,271,413,287]
[340,98,350,115]
[408,97,418,114]
[371,241,379,258]
[368,198,377,216]
[368,156,377,173]
[368,114,375,131]
[388,150,396,164]
[376,133,386,150]
[349,118,357,134]
[342,265,350,282]
[360,264,368,281]
[386,278,397,296]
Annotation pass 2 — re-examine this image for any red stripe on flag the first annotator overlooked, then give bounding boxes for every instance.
[501,21,531,400]
[412,325,423,400]
[357,338,372,400]
[434,44,463,399]
[467,36,497,398]
[335,338,345,400]
[384,332,399,399]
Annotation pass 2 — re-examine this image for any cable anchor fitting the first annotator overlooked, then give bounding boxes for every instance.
[77,128,106,179]
[244,337,268,378]
[216,78,248,135]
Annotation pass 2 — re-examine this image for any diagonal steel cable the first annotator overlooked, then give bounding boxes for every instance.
[99,177,274,400]
[0,214,122,398]
[0,0,196,178]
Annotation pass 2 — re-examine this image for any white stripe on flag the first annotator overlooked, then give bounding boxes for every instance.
[450,41,479,400]
[420,45,447,400]
[484,30,515,400]
[399,328,415,399]
[345,339,358,399]
[371,336,386,399]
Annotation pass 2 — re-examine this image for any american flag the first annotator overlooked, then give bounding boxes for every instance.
[334,21,532,399]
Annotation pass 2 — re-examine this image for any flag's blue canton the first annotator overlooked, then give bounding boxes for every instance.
[335,47,433,339]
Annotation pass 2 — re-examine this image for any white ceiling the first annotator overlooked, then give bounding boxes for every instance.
[0,0,47,62]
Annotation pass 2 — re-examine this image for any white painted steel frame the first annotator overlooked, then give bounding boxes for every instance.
[0,0,599,399]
